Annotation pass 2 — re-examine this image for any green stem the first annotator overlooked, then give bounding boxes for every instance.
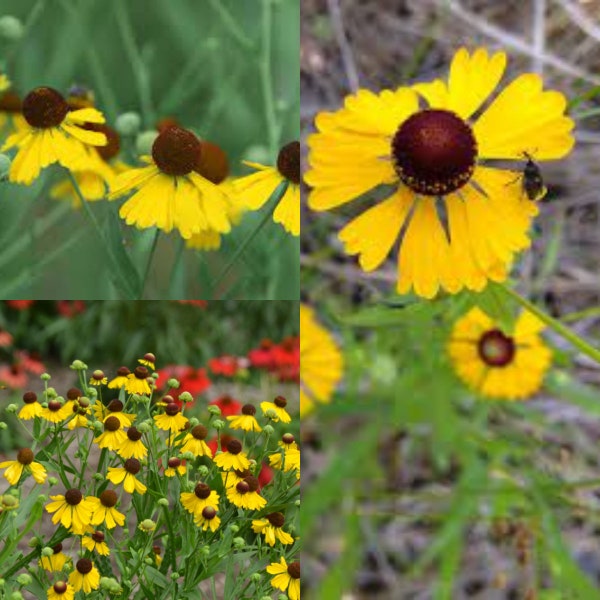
[140,229,160,299]
[168,237,186,299]
[499,283,600,364]
[212,181,288,294]
[207,0,254,49]
[561,306,600,324]
[260,0,278,156]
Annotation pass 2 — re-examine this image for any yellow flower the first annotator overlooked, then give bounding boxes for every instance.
[69,558,100,594]
[89,370,108,386]
[45,488,94,534]
[226,476,267,510]
[0,88,29,140]
[300,304,343,416]
[305,47,575,299]
[252,513,294,546]
[154,402,188,431]
[109,127,235,238]
[193,505,221,532]
[40,399,72,424]
[226,404,262,432]
[180,483,219,517]
[267,557,300,600]
[260,396,291,423]
[233,141,300,236]
[165,457,187,477]
[180,424,212,458]
[82,530,110,556]
[107,366,131,389]
[88,490,125,529]
[213,439,250,471]
[126,365,152,395]
[93,398,136,427]
[448,307,552,400]
[94,416,127,451]
[107,459,147,495]
[46,581,75,600]
[18,390,42,420]
[269,437,300,479]
[116,426,148,460]
[0,447,47,485]
[138,352,156,370]
[39,543,70,572]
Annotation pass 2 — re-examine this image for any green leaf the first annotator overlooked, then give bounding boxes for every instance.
[468,282,515,333]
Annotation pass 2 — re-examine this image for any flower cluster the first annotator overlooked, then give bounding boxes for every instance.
[0,353,300,599]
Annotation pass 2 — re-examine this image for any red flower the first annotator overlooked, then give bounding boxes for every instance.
[156,365,211,407]
[0,330,13,347]
[248,339,276,370]
[6,300,34,310]
[206,433,235,456]
[0,364,27,389]
[208,394,242,417]
[176,300,208,308]
[15,350,45,375]
[208,355,242,378]
[56,300,86,318]
[257,463,274,490]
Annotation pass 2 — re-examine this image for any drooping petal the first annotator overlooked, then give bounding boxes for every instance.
[273,184,300,236]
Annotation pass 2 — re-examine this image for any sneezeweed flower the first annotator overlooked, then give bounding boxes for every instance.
[45,488,93,534]
[194,505,220,532]
[165,457,186,477]
[252,512,294,546]
[260,395,291,424]
[306,47,575,298]
[267,557,300,600]
[180,424,212,458]
[95,398,136,427]
[209,394,242,417]
[154,401,188,431]
[117,426,148,460]
[139,352,156,370]
[18,390,42,420]
[69,558,100,594]
[94,416,127,451]
[269,434,300,479]
[139,518,157,533]
[109,126,235,238]
[89,489,126,529]
[107,458,147,494]
[82,530,110,556]
[214,439,250,471]
[0,447,47,485]
[221,468,250,489]
[108,366,130,389]
[226,476,267,510]
[300,304,344,417]
[0,86,27,135]
[90,369,107,386]
[40,399,72,424]
[47,581,75,600]
[180,482,219,517]
[126,366,152,395]
[233,141,300,236]
[227,404,262,432]
[448,307,552,400]
[39,543,69,572]
[67,394,91,430]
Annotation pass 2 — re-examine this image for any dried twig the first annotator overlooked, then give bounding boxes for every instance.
[326,0,360,92]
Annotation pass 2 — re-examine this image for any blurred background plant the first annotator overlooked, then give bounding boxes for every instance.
[301,0,600,598]
[0,0,299,299]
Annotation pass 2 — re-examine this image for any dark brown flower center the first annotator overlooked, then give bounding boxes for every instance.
[127,426,143,441]
[195,140,229,184]
[124,458,141,474]
[53,543,63,553]
[48,400,62,412]
[274,396,287,408]
[288,561,300,579]
[134,366,149,380]
[241,404,256,416]
[165,402,180,416]
[104,416,121,432]
[0,91,22,113]
[53,581,68,594]
[194,482,211,499]
[100,489,118,507]
[76,557,93,575]
[22,87,68,128]
[155,116,180,133]
[244,476,259,492]
[143,352,156,363]
[277,141,300,184]
[477,329,516,367]
[152,126,201,176]
[191,424,208,440]
[107,399,124,412]
[202,506,217,520]
[17,448,34,465]
[91,530,105,542]
[22,391,37,404]
[65,488,83,505]
[116,366,130,377]
[235,481,250,494]
[67,387,82,400]
[226,439,242,455]
[282,433,295,445]
[392,109,477,196]
[85,123,119,161]
[168,457,181,468]
[92,370,105,381]
[267,512,285,527]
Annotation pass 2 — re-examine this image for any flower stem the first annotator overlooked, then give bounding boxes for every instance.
[260,0,278,156]
[140,229,160,299]
[499,283,600,364]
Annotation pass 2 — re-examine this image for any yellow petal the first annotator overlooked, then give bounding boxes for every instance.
[273,185,300,236]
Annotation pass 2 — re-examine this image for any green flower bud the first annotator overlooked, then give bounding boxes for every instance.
[93,473,104,482]
[264,408,278,420]
[0,153,11,181]
[189,417,199,427]
[92,421,104,433]
[295,499,300,507]
[136,130,158,155]
[41,546,54,557]
[139,518,156,532]
[137,421,151,434]
[10,591,23,600]
[262,424,275,436]
[243,144,270,165]
[181,451,195,461]
[151,372,159,379]
[167,378,180,389]
[157,498,169,507]
[213,419,225,431]
[178,391,193,403]
[40,373,51,381]
[70,360,88,371]
[86,387,96,396]
[207,405,221,416]
[251,572,262,583]
[6,404,17,414]
[144,557,153,565]
[44,387,57,399]
[16,573,31,586]
[260,596,272,600]
[232,537,245,550]
[115,111,141,136]
[199,546,210,556]
[0,422,7,430]
[277,595,287,600]
[229,524,239,533]
[170,572,180,581]
[48,476,58,486]
[0,16,23,41]
[197,465,209,477]
[27,536,41,548]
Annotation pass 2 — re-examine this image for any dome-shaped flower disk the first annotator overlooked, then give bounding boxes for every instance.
[300,304,343,417]
[233,141,300,236]
[109,126,235,239]
[1,86,108,185]
[448,306,552,400]
[305,48,575,299]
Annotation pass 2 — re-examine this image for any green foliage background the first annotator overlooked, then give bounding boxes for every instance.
[0,0,299,299]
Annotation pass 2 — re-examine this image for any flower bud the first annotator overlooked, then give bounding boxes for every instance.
[262,424,274,436]
[47,476,58,486]
[213,419,225,431]
[157,498,169,507]
[115,111,142,136]
[41,546,54,557]
[199,546,210,556]
[229,524,239,533]
[44,387,57,399]
[181,451,195,461]
[10,591,23,600]
[189,417,199,427]
[167,378,180,389]
[137,421,151,433]
[40,373,51,381]
[232,537,245,550]
[70,360,88,370]
[139,518,156,532]
[144,557,153,565]
[178,391,193,403]
[197,465,209,477]
[170,572,180,581]
[93,473,104,482]
[6,404,17,414]
[207,405,221,416]
[264,408,278,420]
[16,574,31,586]
[28,536,41,548]
[136,130,158,155]
[251,572,262,583]
[0,422,7,430]
[0,16,23,41]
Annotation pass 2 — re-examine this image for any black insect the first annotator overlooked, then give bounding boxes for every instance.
[521,152,545,201]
